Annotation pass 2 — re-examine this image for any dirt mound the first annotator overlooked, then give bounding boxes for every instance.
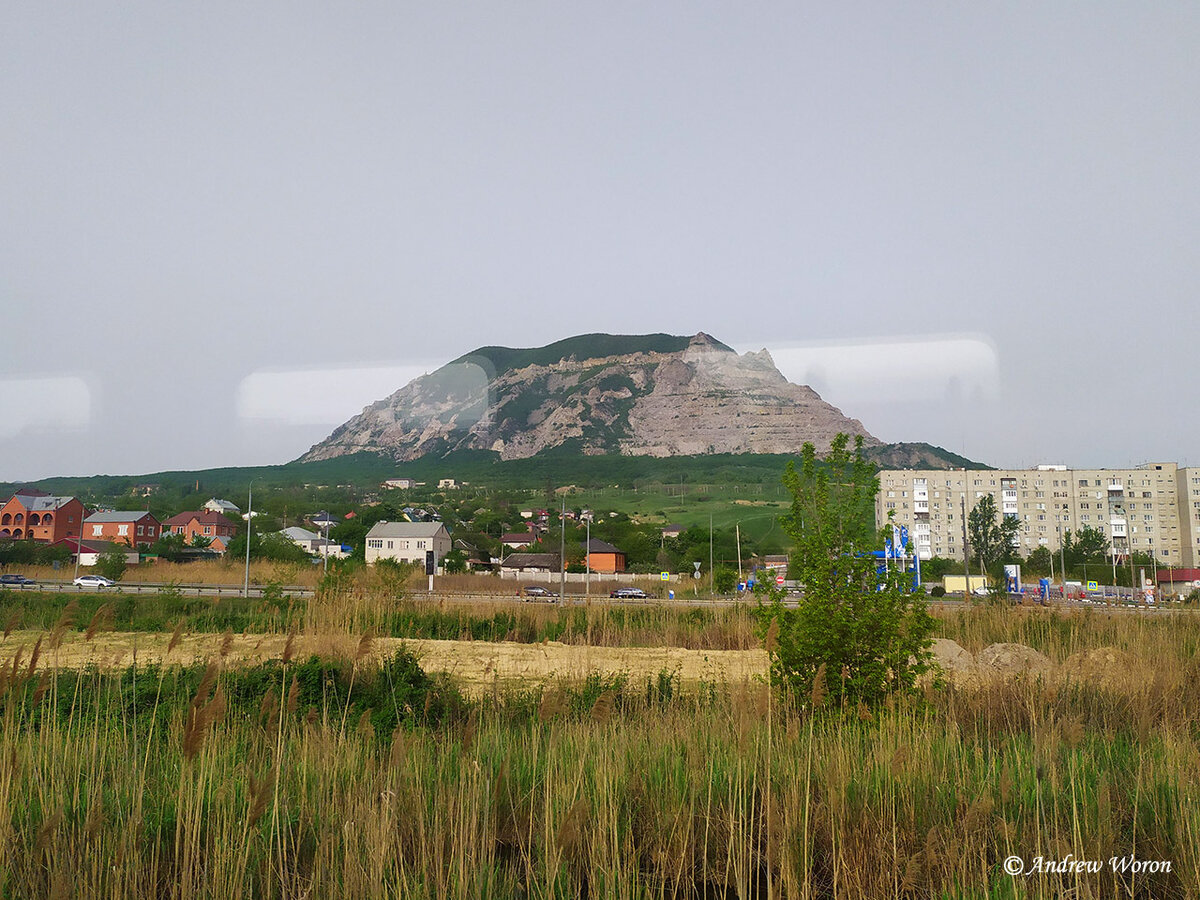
[1060,646,1137,688]
[929,639,979,686]
[977,643,1054,678]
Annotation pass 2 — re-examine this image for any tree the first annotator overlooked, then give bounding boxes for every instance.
[1061,526,1109,567]
[967,494,1020,572]
[96,548,128,582]
[713,566,738,594]
[1025,546,1052,576]
[756,434,935,708]
[442,549,468,575]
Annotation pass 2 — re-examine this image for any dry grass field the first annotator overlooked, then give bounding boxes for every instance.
[0,588,1196,898]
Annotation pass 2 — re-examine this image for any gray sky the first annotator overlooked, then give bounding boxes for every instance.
[3,2,1199,481]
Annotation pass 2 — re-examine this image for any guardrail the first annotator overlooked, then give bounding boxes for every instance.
[0,581,315,598]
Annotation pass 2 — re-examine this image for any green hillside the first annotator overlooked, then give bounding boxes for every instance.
[2,443,985,509]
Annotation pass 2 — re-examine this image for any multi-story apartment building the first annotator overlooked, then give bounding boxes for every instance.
[877,463,1200,566]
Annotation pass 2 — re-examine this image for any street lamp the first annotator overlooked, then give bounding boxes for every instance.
[243,480,256,599]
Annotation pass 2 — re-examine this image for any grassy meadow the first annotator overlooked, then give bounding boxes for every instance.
[0,587,1197,898]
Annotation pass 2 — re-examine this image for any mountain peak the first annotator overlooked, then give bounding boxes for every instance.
[300,332,877,463]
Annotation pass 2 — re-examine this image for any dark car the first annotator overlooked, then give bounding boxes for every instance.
[522,585,554,599]
[609,587,647,599]
[0,574,36,586]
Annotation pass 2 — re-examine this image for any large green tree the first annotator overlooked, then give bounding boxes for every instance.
[1060,526,1109,567]
[756,434,935,707]
[967,494,1020,572]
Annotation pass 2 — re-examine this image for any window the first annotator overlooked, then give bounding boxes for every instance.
[92,525,103,537]
[117,524,128,536]
[137,525,143,536]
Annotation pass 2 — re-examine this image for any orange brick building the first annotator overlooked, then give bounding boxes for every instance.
[163,510,237,553]
[0,491,86,543]
[82,511,161,548]
[584,538,627,574]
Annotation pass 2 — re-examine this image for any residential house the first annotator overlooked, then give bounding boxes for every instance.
[364,522,452,566]
[759,555,789,573]
[83,511,161,548]
[381,478,419,490]
[281,526,349,559]
[584,538,627,574]
[162,510,237,554]
[0,492,86,543]
[454,538,495,572]
[661,524,685,540]
[437,479,461,490]
[307,511,338,530]
[203,498,241,515]
[500,553,561,577]
[501,531,537,550]
[53,537,140,568]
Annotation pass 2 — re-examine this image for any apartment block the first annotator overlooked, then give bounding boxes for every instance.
[877,463,1200,566]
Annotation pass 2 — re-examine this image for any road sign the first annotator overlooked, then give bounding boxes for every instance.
[1086,580,1098,593]
[775,575,785,586]
[660,571,670,581]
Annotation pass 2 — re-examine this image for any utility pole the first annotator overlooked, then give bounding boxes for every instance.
[736,523,742,584]
[585,515,590,597]
[709,513,713,593]
[243,480,255,599]
[322,515,330,576]
[559,496,566,604]
[960,494,970,591]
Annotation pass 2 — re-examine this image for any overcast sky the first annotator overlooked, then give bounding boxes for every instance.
[3,2,1199,481]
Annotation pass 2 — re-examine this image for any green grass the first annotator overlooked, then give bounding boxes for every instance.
[1,648,1196,898]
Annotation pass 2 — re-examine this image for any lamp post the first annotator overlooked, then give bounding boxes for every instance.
[243,480,256,599]
[558,496,566,604]
[322,514,331,576]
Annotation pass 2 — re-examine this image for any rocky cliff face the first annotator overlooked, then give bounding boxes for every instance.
[298,333,879,462]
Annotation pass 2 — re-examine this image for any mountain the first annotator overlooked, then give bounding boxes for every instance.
[300,332,883,464]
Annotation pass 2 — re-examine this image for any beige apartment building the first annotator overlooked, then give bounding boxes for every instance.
[876,463,1200,567]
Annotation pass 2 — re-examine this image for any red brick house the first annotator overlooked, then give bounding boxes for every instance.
[0,491,87,543]
[83,511,161,548]
[584,539,627,574]
[163,510,237,553]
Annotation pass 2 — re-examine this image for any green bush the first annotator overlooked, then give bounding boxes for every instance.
[755,435,935,708]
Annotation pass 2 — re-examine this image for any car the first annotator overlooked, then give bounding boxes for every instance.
[522,585,553,599]
[0,573,36,586]
[73,575,116,588]
[609,587,647,599]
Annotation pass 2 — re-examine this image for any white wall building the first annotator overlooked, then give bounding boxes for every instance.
[365,521,452,567]
[877,463,1200,565]
[280,527,349,560]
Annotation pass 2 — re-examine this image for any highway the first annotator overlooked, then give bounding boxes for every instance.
[0,580,1186,614]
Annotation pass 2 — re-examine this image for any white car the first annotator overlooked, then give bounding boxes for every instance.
[73,575,116,588]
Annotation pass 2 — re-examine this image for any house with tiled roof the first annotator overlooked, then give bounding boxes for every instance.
[83,511,161,548]
[583,538,626,574]
[500,553,561,575]
[163,510,237,553]
[0,492,86,544]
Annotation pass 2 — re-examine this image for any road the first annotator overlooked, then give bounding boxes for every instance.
[0,580,1187,614]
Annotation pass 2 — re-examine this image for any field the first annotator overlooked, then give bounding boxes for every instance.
[0,586,1197,898]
